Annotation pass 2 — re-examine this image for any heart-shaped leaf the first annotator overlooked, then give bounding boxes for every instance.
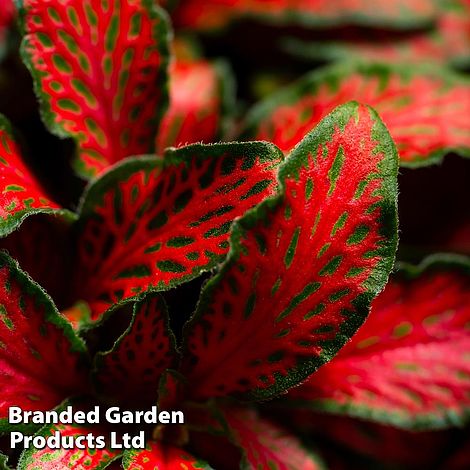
[173,0,436,31]
[93,293,177,406]
[18,420,119,470]
[122,443,213,469]
[222,407,323,470]
[289,255,470,429]
[74,142,282,321]
[18,0,171,178]
[181,102,398,401]
[0,114,68,237]
[156,57,233,153]
[0,253,88,433]
[243,63,470,166]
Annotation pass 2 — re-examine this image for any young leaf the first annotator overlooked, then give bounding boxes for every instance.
[243,63,470,166]
[18,0,171,178]
[181,102,398,401]
[0,253,88,433]
[0,114,66,237]
[222,407,323,470]
[156,58,232,153]
[288,255,470,429]
[18,421,119,470]
[74,142,282,320]
[122,443,213,469]
[93,294,177,405]
[173,0,436,31]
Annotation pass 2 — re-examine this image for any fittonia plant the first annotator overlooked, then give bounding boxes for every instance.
[0,0,469,469]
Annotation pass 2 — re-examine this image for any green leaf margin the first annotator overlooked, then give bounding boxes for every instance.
[16,400,121,470]
[241,61,470,168]
[90,293,178,399]
[0,253,88,434]
[121,445,214,470]
[183,101,399,402]
[16,0,173,180]
[0,453,11,470]
[75,140,283,327]
[279,253,470,431]
[0,114,76,237]
[177,4,435,32]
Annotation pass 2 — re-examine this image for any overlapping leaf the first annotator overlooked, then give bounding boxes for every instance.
[173,0,436,31]
[156,58,230,153]
[19,0,171,178]
[0,114,64,237]
[222,407,322,470]
[181,102,398,401]
[74,143,282,321]
[122,443,213,469]
[93,294,177,405]
[18,421,119,470]
[0,253,88,432]
[289,256,470,428]
[284,0,470,67]
[243,63,470,166]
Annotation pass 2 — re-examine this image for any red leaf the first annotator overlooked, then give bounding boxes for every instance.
[0,253,88,432]
[181,102,398,401]
[19,0,170,178]
[0,114,63,237]
[74,142,282,321]
[173,0,436,31]
[93,294,177,406]
[289,256,470,428]
[18,421,119,470]
[286,0,470,66]
[243,63,470,166]
[156,58,229,153]
[222,407,322,470]
[122,442,213,469]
